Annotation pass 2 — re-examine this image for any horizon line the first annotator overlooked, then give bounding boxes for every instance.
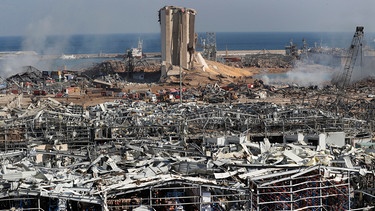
[1,30,374,37]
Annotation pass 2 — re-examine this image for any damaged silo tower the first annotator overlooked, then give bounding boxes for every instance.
[159,6,197,75]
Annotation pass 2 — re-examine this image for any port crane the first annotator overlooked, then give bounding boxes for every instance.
[332,26,364,114]
[337,26,364,90]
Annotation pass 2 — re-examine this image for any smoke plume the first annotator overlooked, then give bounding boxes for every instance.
[258,61,338,87]
[0,17,72,78]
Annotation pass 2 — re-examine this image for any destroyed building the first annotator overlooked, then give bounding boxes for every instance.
[0,5,375,211]
[159,6,197,79]
[6,66,45,87]
[0,45,375,210]
[0,81,374,210]
[243,51,295,68]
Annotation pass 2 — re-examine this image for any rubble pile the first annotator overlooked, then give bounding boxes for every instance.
[0,61,375,210]
[0,87,374,210]
[1,7,375,210]
[83,59,161,84]
[5,66,45,89]
[242,53,295,68]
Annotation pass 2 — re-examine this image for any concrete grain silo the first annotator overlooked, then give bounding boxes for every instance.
[159,6,197,79]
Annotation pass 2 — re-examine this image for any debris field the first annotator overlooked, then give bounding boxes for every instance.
[0,69,375,210]
[0,7,374,210]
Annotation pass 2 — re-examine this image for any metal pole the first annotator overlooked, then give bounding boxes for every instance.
[180,65,182,104]
[150,187,152,207]
[348,171,351,210]
[249,178,252,210]
[320,173,323,209]
[290,179,293,210]
[199,185,202,211]
[257,186,260,211]
[179,11,183,105]
[5,125,7,152]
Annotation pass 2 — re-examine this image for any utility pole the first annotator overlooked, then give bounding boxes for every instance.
[179,10,183,104]
[179,65,182,104]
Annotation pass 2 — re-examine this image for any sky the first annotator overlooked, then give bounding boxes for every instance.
[0,0,374,37]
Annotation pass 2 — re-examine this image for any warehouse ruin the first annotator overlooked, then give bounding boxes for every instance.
[0,6,375,211]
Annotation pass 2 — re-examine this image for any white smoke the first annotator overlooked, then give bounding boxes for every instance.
[22,17,69,55]
[350,57,375,82]
[0,53,40,78]
[258,61,339,87]
[258,55,375,87]
[22,17,70,70]
[0,17,72,78]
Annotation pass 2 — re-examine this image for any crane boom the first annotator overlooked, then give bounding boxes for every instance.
[338,26,364,90]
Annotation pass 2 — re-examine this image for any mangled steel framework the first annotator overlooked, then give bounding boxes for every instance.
[0,4,374,209]
[0,61,375,211]
[0,83,375,210]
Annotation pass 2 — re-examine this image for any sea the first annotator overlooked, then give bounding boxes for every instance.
[0,32,374,77]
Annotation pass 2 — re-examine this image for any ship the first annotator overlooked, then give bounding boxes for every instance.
[129,38,143,59]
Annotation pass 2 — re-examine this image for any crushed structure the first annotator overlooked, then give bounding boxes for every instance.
[242,50,295,68]
[0,75,375,210]
[0,4,375,211]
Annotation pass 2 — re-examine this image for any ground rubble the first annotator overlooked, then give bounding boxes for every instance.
[0,87,374,210]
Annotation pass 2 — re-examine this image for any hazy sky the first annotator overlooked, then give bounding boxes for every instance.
[0,0,374,36]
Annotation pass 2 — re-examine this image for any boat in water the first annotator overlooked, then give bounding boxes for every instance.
[128,38,143,59]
